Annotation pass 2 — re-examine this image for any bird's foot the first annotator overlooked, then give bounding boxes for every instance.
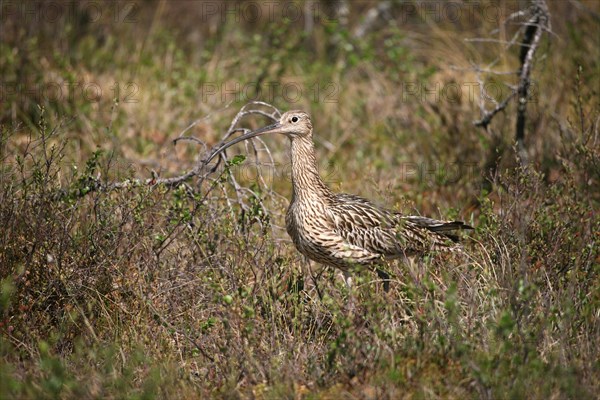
[376,268,391,292]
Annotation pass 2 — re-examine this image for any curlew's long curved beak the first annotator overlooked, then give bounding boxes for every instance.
[204,122,282,163]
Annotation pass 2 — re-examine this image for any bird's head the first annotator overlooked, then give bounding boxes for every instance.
[205,110,312,163]
[273,110,313,139]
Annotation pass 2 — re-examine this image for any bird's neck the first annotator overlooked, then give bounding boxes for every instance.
[289,136,332,202]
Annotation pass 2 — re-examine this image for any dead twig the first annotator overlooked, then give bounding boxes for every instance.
[515,1,551,166]
[52,102,281,196]
[469,0,551,170]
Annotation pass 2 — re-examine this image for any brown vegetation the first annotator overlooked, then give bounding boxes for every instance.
[1,1,598,398]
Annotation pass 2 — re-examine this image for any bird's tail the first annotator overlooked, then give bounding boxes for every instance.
[402,216,473,242]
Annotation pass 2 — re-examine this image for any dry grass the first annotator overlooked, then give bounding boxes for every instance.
[1,1,599,398]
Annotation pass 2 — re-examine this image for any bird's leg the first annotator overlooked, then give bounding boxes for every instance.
[342,270,353,289]
[403,255,420,285]
[303,257,323,301]
[375,267,390,292]
[341,270,357,315]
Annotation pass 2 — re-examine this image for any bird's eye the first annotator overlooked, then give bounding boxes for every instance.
[291,116,299,123]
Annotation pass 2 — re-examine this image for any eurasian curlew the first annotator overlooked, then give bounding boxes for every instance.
[205,110,472,290]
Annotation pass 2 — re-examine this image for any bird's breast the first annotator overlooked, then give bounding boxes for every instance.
[285,198,336,255]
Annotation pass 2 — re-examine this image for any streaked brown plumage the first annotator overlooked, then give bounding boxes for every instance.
[206,111,472,287]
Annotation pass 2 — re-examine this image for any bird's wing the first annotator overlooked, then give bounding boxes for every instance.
[328,194,405,258]
[329,194,471,257]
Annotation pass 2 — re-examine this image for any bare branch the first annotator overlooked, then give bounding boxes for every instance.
[49,102,283,205]
[470,0,550,142]
[515,0,551,166]
[353,1,392,39]
[474,91,517,128]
